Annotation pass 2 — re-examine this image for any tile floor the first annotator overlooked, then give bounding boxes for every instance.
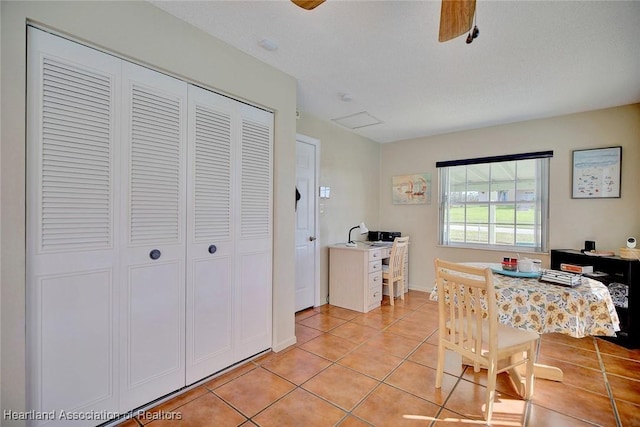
[119,291,640,427]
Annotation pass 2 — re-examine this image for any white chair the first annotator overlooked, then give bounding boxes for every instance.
[382,236,409,306]
[433,258,540,422]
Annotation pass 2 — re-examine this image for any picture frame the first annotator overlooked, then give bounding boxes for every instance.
[572,146,621,199]
[392,173,431,204]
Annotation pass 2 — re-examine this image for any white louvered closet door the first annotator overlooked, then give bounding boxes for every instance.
[235,104,274,360]
[185,86,273,383]
[119,62,187,410]
[185,86,238,383]
[27,28,121,426]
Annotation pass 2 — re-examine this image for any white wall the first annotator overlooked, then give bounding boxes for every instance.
[1,1,297,421]
[296,112,380,304]
[380,104,640,292]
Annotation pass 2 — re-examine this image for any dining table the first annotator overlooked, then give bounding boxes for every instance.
[429,262,621,388]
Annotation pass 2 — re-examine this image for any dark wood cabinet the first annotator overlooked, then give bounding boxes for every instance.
[551,249,640,348]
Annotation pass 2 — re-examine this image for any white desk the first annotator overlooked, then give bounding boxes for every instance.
[329,242,408,312]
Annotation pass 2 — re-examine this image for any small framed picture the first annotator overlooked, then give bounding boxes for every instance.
[572,146,621,199]
[392,173,431,204]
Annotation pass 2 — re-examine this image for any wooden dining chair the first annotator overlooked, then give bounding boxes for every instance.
[433,258,540,422]
[382,236,409,306]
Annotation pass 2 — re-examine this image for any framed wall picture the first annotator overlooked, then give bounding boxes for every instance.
[572,146,621,199]
[392,173,431,204]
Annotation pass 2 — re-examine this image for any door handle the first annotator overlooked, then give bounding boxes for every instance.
[208,244,217,254]
[309,236,316,242]
[149,249,161,260]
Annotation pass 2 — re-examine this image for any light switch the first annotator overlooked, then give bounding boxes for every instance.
[319,186,331,199]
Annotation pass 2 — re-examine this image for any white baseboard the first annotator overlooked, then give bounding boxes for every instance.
[272,335,297,353]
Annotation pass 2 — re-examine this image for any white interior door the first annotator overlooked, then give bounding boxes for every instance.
[185,85,237,384]
[27,28,121,426]
[295,135,319,312]
[235,104,274,359]
[119,62,187,410]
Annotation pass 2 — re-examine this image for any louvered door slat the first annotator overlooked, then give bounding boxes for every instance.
[193,105,232,241]
[129,84,183,244]
[241,120,271,239]
[40,57,113,251]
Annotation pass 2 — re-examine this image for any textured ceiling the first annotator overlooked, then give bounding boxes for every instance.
[150,0,640,143]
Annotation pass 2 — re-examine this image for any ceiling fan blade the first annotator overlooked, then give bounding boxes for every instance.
[439,0,476,42]
[291,0,326,10]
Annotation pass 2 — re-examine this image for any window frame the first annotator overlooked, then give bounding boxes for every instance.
[436,151,552,253]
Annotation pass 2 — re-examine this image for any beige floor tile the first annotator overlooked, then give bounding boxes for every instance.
[261,347,331,385]
[364,330,421,359]
[385,360,458,406]
[535,355,608,396]
[302,364,379,411]
[597,338,640,361]
[538,340,601,370]
[137,386,209,425]
[295,322,325,345]
[202,362,257,391]
[145,392,246,427]
[607,373,640,405]
[528,404,602,427]
[252,388,346,427]
[299,333,358,361]
[316,304,361,321]
[213,367,295,417]
[297,312,348,332]
[338,342,404,380]
[352,383,440,426]
[601,353,640,381]
[444,378,526,424]
[532,377,618,426]
[385,318,433,341]
[615,399,640,427]
[329,321,380,345]
[350,312,398,329]
[336,415,372,427]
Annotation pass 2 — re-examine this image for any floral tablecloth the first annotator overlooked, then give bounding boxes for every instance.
[430,263,620,338]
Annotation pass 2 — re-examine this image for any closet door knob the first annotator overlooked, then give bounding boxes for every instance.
[208,245,217,254]
[149,249,161,260]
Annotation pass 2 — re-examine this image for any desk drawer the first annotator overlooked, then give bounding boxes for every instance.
[368,249,383,262]
[369,271,382,287]
[369,284,382,306]
[369,260,382,273]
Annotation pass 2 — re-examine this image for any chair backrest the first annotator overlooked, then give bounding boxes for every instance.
[388,236,409,281]
[433,259,498,360]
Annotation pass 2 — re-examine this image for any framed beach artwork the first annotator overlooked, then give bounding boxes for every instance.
[392,173,431,204]
[572,146,622,199]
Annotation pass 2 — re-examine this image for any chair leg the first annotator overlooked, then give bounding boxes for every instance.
[435,342,445,388]
[485,359,497,422]
[399,277,405,301]
[389,282,394,306]
[524,341,536,399]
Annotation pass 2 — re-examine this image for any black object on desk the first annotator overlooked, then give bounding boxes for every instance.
[551,249,640,348]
